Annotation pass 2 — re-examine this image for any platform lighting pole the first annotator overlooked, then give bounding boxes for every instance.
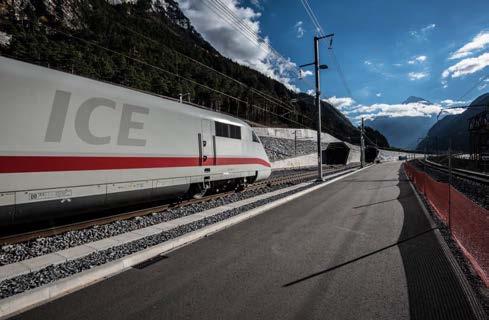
[294,130,297,156]
[360,117,365,168]
[313,36,324,181]
[448,138,452,230]
[424,142,427,194]
[299,33,334,182]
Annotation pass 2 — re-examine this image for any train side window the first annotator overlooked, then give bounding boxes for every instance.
[252,131,260,143]
[215,121,241,140]
[215,122,230,138]
[230,125,241,139]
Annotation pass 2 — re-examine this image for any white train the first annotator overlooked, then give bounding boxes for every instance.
[0,57,271,227]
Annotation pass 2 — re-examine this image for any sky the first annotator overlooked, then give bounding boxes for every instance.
[177,0,489,124]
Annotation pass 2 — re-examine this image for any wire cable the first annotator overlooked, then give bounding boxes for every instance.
[458,74,489,102]
[300,0,324,36]
[35,25,308,128]
[201,0,317,89]
[34,0,312,126]
[114,22,307,118]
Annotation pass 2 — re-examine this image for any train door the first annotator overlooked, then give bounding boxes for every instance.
[200,119,215,166]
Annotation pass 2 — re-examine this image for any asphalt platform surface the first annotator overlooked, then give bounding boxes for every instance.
[14,162,484,320]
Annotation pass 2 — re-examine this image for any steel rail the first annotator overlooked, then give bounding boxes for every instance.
[0,167,351,245]
[419,159,489,184]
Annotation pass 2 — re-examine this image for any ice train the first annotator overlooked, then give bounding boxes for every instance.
[0,57,271,227]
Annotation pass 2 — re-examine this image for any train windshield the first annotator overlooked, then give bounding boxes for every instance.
[252,131,260,143]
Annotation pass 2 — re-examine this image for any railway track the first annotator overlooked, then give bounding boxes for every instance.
[0,166,350,246]
[417,159,489,184]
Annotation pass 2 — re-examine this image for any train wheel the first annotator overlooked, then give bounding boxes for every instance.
[192,181,210,199]
[235,178,247,192]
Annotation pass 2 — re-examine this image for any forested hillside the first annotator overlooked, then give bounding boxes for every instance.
[364,126,390,148]
[417,93,489,152]
[0,0,360,142]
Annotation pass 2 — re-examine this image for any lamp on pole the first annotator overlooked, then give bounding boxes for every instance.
[299,33,334,182]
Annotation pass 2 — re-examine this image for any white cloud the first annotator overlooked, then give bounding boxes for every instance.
[376,93,382,97]
[324,96,355,110]
[355,114,376,121]
[479,83,488,91]
[299,69,312,78]
[422,24,436,32]
[348,101,467,120]
[409,24,436,40]
[294,21,305,39]
[306,89,315,95]
[350,101,466,121]
[449,31,489,60]
[363,60,394,78]
[416,55,427,62]
[407,55,427,65]
[393,63,403,67]
[443,108,466,115]
[408,71,429,80]
[442,52,489,78]
[440,99,468,106]
[177,0,300,91]
[326,95,467,121]
[250,0,262,8]
[354,102,442,118]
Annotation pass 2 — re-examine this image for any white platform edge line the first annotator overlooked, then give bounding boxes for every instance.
[0,182,310,281]
[0,181,312,281]
[0,166,369,319]
[0,168,353,281]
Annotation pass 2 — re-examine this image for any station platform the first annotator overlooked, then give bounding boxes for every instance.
[15,163,484,320]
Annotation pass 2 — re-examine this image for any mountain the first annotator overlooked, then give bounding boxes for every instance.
[0,0,359,142]
[365,96,437,149]
[402,96,432,104]
[417,93,489,153]
[363,126,390,148]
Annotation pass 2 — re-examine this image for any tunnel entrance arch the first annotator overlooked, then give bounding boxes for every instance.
[365,146,379,163]
[323,142,350,165]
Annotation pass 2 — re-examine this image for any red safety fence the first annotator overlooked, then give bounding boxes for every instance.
[425,176,450,223]
[403,162,489,287]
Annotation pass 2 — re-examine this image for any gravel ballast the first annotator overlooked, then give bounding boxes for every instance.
[0,179,329,299]
[412,161,489,209]
[0,185,282,266]
[0,166,352,267]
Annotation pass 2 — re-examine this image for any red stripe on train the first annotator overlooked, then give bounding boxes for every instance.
[0,156,271,173]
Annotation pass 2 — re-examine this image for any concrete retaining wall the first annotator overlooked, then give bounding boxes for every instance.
[271,153,317,169]
[256,127,360,166]
[256,127,425,167]
[346,143,361,163]
[253,127,341,143]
